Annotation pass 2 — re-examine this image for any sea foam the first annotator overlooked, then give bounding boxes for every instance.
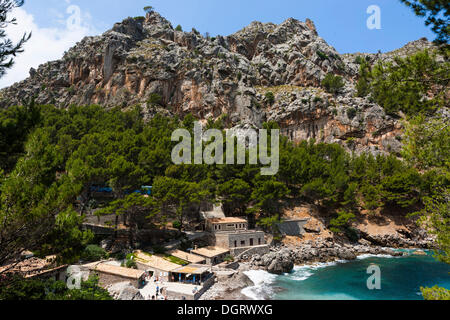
[241,270,277,300]
[290,260,348,281]
[356,254,396,260]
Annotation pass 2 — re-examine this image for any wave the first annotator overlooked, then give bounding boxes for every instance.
[241,270,277,300]
[290,267,313,281]
[289,260,349,281]
[356,254,396,260]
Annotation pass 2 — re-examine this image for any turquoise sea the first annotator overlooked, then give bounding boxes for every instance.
[242,250,450,300]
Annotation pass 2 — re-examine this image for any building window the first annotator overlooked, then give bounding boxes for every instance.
[250,238,254,246]
[258,238,261,245]
[241,241,245,246]
[234,241,237,248]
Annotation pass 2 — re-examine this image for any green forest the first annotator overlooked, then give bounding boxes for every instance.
[0,55,447,263]
[0,0,448,301]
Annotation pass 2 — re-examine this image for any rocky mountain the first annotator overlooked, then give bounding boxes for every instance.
[0,11,434,154]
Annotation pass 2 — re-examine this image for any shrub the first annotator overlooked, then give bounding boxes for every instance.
[143,6,154,14]
[356,61,371,97]
[175,25,183,32]
[172,220,182,230]
[329,210,356,234]
[0,275,113,300]
[224,255,234,263]
[354,56,365,65]
[66,86,75,94]
[265,91,275,105]
[147,93,162,105]
[121,254,137,269]
[421,286,450,300]
[347,108,357,120]
[321,73,345,94]
[316,50,328,60]
[81,245,108,262]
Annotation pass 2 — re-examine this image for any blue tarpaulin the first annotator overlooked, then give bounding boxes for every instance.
[90,185,152,195]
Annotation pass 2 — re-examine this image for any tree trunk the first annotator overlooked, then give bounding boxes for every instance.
[114,215,119,240]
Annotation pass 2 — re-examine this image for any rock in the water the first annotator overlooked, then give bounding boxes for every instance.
[412,250,427,256]
[259,249,295,274]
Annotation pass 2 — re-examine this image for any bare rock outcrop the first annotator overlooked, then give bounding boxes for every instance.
[107,281,145,300]
[0,11,436,154]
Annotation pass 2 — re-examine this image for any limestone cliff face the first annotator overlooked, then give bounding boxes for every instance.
[0,12,434,154]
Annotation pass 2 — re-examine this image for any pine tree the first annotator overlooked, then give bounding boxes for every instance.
[0,0,31,77]
[400,0,449,44]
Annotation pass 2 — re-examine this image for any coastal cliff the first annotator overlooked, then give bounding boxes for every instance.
[0,11,434,155]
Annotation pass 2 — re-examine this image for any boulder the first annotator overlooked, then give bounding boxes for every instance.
[107,282,145,301]
[118,286,145,301]
[413,250,427,256]
[337,249,357,261]
[267,257,294,275]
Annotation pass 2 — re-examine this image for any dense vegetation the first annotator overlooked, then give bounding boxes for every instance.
[356,49,449,117]
[400,0,449,44]
[0,101,445,266]
[321,73,345,94]
[0,0,447,300]
[0,0,31,77]
[0,274,112,300]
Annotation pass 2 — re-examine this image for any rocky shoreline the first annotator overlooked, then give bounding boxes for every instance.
[201,239,435,300]
[245,238,433,274]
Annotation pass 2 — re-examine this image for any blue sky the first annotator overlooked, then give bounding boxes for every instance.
[0,0,436,88]
[23,0,435,53]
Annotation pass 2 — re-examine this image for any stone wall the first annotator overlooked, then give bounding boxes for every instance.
[203,252,229,265]
[232,244,270,258]
[82,223,115,236]
[277,219,309,236]
[93,271,139,288]
[215,231,266,249]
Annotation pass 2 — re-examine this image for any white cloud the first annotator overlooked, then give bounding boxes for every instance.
[0,6,98,89]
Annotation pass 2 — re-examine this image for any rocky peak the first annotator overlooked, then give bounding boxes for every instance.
[305,18,318,36]
[227,17,322,60]
[0,10,431,156]
[111,17,145,41]
[144,11,173,29]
